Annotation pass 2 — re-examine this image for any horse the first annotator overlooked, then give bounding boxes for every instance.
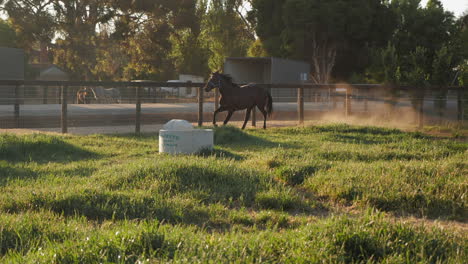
[204,71,273,129]
[76,87,92,104]
[92,87,121,103]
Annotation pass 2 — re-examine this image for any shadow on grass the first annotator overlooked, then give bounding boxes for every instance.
[368,195,467,220]
[0,162,38,186]
[97,133,158,140]
[312,124,406,136]
[274,164,325,186]
[197,148,244,161]
[2,192,199,225]
[38,190,323,227]
[0,134,99,164]
[323,134,394,145]
[317,150,424,162]
[316,124,427,145]
[169,164,262,204]
[61,166,98,178]
[10,191,228,228]
[214,126,293,148]
[49,193,186,223]
[4,159,325,226]
[321,132,438,146]
[167,163,325,216]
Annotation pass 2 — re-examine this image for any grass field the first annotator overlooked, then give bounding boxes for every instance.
[0,124,467,263]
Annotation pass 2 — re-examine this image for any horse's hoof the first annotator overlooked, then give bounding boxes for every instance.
[213,124,218,127]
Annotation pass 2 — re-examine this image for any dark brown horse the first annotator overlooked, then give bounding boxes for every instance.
[204,72,273,129]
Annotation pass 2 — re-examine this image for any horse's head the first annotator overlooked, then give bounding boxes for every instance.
[204,71,222,92]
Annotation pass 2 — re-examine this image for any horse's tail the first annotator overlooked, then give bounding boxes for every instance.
[88,87,98,102]
[266,91,273,117]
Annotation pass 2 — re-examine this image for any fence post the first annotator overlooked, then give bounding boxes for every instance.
[363,88,369,112]
[298,85,304,124]
[198,85,203,127]
[43,85,48,104]
[251,107,256,127]
[332,88,337,109]
[135,86,141,133]
[418,88,424,129]
[345,87,352,117]
[58,86,62,104]
[14,83,20,128]
[61,85,68,133]
[328,87,333,110]
[458,87,464,125]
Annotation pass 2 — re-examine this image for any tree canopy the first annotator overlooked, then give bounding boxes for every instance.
[367,0,461,86]
[0,0,466,85]
[250,0,396,83]
[0,0,253,81]
[250,0,466,85]
[0,18,16,47]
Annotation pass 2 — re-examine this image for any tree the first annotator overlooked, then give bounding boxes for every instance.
[202,0,255,71]
[122,19,176,80]
[250,0,396,83]
[365,0,459,86]
[247,39,269,57]
[117,0,202,80]
[51,0,114,80]
[406,46,431,87]
[452,12,468,86]
[0,18,16,47]
[333,0,397,81]
[389,0,457,82]
[431,45,453,86]
[91,30,129,81]
[2,0,55,62]
[169,0,210,77]
[367,43,401,84]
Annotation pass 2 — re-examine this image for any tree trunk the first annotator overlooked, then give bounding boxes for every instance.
[310,37,336,84]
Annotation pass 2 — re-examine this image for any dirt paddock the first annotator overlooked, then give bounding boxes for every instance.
[0,121,302,135]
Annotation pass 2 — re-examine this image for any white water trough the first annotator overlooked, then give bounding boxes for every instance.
[159,120,213,154]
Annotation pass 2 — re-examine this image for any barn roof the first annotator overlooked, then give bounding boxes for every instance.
[226,57,271,63]
[37,65,69,81]
[226,57,309,65]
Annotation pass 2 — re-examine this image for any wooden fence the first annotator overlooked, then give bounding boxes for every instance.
[0,80,465,133]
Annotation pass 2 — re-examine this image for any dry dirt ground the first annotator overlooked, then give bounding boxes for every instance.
[0,121,301,135]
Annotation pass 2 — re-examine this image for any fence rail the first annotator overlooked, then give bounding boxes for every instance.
[0,80,466,133]
[0,79,465,89]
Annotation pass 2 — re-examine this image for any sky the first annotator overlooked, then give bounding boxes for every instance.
[421,0,467,17]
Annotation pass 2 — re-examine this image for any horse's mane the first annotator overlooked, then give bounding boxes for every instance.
[218,73,235,85]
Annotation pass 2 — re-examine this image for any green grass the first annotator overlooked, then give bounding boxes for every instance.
[0,124,466,263]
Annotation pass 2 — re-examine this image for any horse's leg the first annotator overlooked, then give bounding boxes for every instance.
[213,106,227,126]
[223,110,234,126]
[258,106,268,129]
[242,107,253,130]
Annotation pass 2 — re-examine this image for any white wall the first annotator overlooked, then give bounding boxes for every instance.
[224,59,269,84]
[271,57,310,83]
